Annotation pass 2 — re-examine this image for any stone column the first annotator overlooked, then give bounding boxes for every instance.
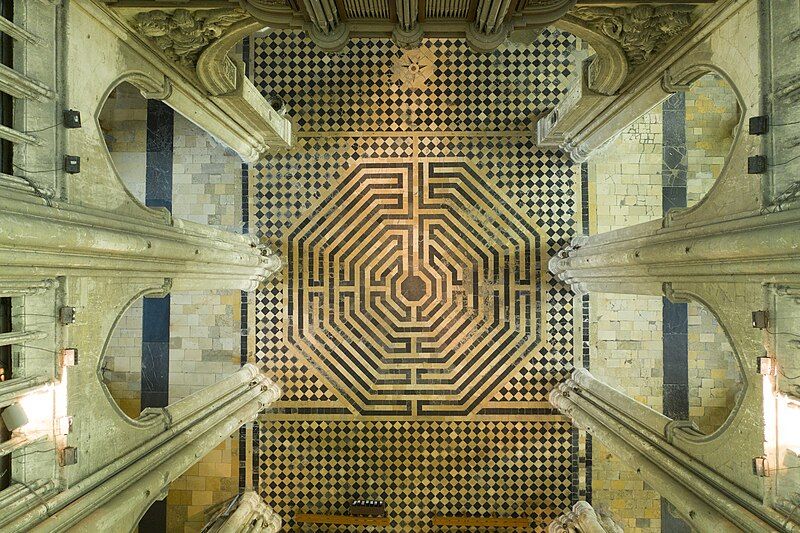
[550,208,800,296]
[466,0,513,52]
[550,369,794,532]
[548,501,622,533]
[0,376,50,409]
[305,0,349,52]
[0,189,281,291]
[570,367,672,437]
[392,0,423,49]
[3,364,281,532]
[203,491,282,533]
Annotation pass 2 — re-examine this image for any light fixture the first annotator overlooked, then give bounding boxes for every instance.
[752,456,769,477]
[61,348,78,367]
[757,356,776,376]
[752,310,768,329]
[1,403,29,432]
[59,446,78,466]
[58,306,75,325]
[56,416,73,435]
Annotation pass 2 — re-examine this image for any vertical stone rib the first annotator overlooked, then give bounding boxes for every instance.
[551,371,791,532]
[6,365,282,532]
[307,0,340,33]
[396,0,417,30]
[0,191,281,291]
[0,279,55,297]
[474,0,510,34]
[0,330,47,348]
[0,376,50,409]
[550,385,744,533]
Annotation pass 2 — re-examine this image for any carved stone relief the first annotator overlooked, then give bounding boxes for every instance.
[571,5,693,66]
[135,8,250,67]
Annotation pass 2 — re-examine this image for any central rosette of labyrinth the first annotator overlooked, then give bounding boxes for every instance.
[285,159,543,417]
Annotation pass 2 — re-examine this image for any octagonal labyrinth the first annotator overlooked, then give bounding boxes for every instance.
[285,158,545,417]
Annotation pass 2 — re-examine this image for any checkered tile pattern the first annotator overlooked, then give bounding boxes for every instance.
[256,278,340,403]
[258,420,572,531]
[253,136,415,246]
[252,31,576,132]
[250,30,583,525]
[253,136,578,412]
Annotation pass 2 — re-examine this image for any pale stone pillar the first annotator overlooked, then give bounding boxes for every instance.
[550,208,800,296]
[392,0,423,49]
[203,491,282,533]
[570,367,672,437]
[548,501,622,533]
[0,190,281,291]
[0,376,50,409]
[3,364,281,532]
[550,370,795,532]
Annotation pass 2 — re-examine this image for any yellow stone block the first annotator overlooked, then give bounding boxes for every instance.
[191,490,213,506]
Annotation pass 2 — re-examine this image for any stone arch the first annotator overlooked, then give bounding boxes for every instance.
[666,287,747,441]
[661,64,749,228]
[554,15,629,96]
[98,283,170,423]
[662,64,744,223]
[196,18,263,95]
[96,75,173,224]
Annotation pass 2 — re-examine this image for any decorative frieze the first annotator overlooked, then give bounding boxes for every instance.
[135,8,250,67]
[571,5,694,66]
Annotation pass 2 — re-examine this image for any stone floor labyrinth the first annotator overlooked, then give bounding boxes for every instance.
[285,157,544,417]
[253,134,577,421]
[250,30,583,530]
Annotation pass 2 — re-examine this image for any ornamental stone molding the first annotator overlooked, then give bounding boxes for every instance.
[237,0,575,53]
[548,501,623,533]
[135,8,250,68]
[391,47,436,90]
[571,5,694,67]
[120,5,295,158]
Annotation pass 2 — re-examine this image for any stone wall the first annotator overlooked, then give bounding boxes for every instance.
[98,82,147,203]
[172,115,243,233]
[98,83,147,418]
[166,436,240,532]
[588,109,665,532]
[102,299,143,419]
[99,98,246,528]
[684,74,741,434]
[684,73,739,208]
[166,116,245,530]
[586,74,742,529]
[168,290,242,401]
[590,109,662,234]
[168,115,243,402]
[687,302,741,434]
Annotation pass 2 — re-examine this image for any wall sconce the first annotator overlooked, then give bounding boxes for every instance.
[61,348,78,367]
[757,356,776,376]
[752,310,768,329]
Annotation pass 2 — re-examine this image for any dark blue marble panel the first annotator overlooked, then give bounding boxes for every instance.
[146,100,174,212]
[661,94,691,532]
[141,337,169,408]
[140,98,173,533]
[142,296,170,343]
